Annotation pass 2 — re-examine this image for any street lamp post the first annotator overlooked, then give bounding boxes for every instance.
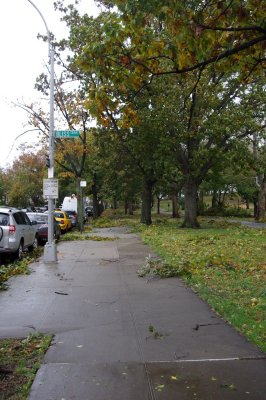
[26,0,57,262]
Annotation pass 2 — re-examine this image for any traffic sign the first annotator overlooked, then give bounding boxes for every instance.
[54,130,80,138]
[43,178,59,199]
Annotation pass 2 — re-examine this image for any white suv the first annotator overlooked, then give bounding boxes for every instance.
[0,207,38,259]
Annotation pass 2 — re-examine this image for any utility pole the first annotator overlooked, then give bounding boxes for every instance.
[26,0,57,262]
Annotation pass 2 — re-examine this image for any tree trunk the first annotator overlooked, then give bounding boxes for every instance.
[92,183,100,218]
[253,198,258,219]
[113,197,117,209]
[157,196,161,215]
[212,190,218,209]
[197,189,204,215]
[124,201,128,215]
[255,174,265,220]
[141,179,153,225]
[172,193,180,218]
[181,177,200,228]
[128,201,134,215]
[77,179,84,232]
[253,134,265,221]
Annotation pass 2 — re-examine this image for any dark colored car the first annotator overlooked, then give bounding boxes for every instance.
[85,206,94,217]
[27,213,61,244]
[65,210,78,227]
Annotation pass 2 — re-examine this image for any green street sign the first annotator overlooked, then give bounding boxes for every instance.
[54,130,80,138]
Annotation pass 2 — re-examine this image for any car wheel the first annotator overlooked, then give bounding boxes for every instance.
[28,235,38,252]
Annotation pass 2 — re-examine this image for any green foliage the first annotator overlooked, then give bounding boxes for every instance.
[60,231,116,241]
[4,150,46,207]
[0,248,43,290]
[148,324,163,339]
[91,210,135,228]
[54,1,266,228]
[68,1,266,99]
[137,254,189,278]
[0,333,52,399]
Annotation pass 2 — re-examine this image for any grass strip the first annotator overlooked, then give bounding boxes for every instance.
[0,333,53,399]
[0,248,43,291]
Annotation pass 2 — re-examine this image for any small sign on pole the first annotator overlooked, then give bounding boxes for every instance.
[54,130,80,138]
[80,181,87,187]
[43,178,59,199]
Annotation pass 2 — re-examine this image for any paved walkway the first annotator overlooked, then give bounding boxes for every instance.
[0,227,265,399]
[229,220,266,229]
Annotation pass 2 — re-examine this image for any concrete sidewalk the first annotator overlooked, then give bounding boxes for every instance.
[0,227,265,399]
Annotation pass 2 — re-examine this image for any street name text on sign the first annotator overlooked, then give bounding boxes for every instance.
[43,178,59,199]
[54,130,80,138]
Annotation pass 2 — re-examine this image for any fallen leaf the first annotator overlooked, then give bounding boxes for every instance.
[155,384,165,392]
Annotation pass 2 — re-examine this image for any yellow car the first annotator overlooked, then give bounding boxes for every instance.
[54,210,72,232]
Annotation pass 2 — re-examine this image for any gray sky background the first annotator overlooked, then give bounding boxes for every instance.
[0,0,98,169]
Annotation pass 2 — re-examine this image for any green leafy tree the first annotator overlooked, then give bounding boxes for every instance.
[65,0,266,103]
[60,2,265,227]
[93,127,142,212]
[0,169,8,205]
[5,149,46,207]
[20,76,95,228]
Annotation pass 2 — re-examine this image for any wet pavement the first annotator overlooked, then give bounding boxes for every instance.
[0,227,265,399]
[229,220,266,229]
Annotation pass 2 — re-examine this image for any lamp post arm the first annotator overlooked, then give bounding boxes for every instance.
[26,0,51,48]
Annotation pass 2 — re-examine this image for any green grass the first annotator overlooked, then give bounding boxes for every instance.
[0,248,43,291]
[61,230,116,242]
[0,333,53,399]
[138,219,266,352]
[94,211,266,352]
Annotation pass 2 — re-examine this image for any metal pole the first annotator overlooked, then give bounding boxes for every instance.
[26,0,57,262]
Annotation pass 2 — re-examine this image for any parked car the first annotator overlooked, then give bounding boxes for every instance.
[26,213,61,244]
[0,207,38,259]
[85,205,94,217]
[21,206,37,213]
[61,196,87,223]
[65,210,78,228]
[54,210,72,232]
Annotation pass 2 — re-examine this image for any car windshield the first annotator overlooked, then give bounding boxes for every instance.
[54,212,64,218]
[36,215,48,224]
[0,213,10,226]
[66,211,75,216]
[28,214,48,224]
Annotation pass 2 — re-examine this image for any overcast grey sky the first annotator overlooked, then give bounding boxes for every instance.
[0,0,98,169]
